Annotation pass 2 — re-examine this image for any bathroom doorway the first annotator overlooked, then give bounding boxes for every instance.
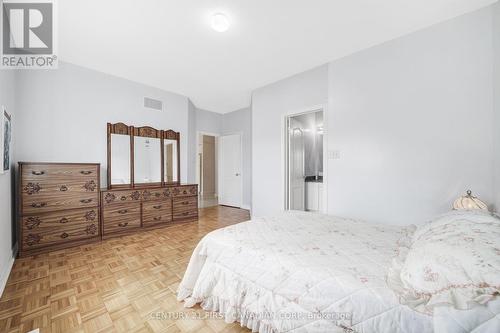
[285,109,325,212]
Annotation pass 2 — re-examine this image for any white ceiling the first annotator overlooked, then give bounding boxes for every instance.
[59,0,496,113]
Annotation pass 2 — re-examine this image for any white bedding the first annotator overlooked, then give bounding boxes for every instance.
[177,211,500,332]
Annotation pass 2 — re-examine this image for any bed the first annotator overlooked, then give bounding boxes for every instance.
[178,210,500,333]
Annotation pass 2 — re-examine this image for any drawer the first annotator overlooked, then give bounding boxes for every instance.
[22,164,98,183]
[171,185,197,197]
[142,188,172,201]
[143,213,172,226]
[172,209,198,221]
[172,197,197,212]
[102,190,142,206]
[22,207,99,231]
[172,197,197,221]
[22,223,99,250]
[22,178,98,197]
[142,200,172,215]
[22,192,99,214]
[103,203,141,233]
[143,200,172,226]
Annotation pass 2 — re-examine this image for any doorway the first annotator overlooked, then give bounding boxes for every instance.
[285,109,325,212]
[197,133,218,208]
[219,133,243,208]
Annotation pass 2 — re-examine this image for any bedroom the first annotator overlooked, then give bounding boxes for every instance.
[1,0,500,332]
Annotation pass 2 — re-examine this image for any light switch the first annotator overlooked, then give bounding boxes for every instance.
[328,150,341,160]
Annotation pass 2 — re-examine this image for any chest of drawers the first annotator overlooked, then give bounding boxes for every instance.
[101,184,198,239]
[19,162,101,257]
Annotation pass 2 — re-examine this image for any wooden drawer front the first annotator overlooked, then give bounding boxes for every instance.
[22,208,99,231]
[22,164,98,183]
[172,185,197,197]
[142,188,172,201]
[103,203,141,233]
[172,209,198,221]
[22,178,98,197]
[172,197,198,221]
[22,192,99,214]
[173,197,197,212]
[22,223,99,250]
[143,200,172,215]
[143,200,172,226]
[102,190,142,206]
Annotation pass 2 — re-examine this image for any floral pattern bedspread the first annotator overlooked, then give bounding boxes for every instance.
[178,211,432,332]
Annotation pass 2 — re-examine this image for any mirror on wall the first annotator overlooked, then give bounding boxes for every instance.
[107,123,180,189]
[110,134,131,185]
[134,136,161,184]
[164,139,178,183]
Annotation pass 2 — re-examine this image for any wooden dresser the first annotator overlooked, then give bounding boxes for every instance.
[19,162,101,257]
[101,184,198,239]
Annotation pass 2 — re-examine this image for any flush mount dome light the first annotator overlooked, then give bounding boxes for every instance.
[211,13,230,32]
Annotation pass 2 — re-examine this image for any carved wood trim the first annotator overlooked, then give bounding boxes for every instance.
[108,122,131,135]
[163,130,179,140]
[134,126,162,138]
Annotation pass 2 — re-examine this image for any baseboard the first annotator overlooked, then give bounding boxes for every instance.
[0,243,17,298]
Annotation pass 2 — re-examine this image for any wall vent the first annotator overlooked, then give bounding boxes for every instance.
[144,97,163,111]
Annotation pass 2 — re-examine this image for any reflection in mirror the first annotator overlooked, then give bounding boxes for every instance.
[110,134,131,185]
[164,139,178,183]
[134,137,161,184]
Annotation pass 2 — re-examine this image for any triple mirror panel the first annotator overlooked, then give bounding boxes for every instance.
[107,123,180,189]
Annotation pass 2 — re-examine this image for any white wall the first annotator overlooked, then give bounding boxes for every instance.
[196,108,222,134]
[327,7,494,225]
[221,107,252,209]
[0,70,17,296]
[251,7,496,225]
[251,65,329,216]
[15,62,190,186]
[493,2,500,211]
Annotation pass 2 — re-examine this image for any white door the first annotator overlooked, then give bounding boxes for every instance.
[289,124,305,210]
[219,134,242,207]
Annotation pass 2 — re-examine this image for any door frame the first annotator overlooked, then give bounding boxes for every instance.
[283,104,328,213]
[218,132,244,208]
[196,131,219,197]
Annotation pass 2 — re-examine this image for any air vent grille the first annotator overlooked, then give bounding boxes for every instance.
[144,97,163,111]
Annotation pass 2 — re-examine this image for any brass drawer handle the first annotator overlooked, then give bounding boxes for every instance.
[153,205,162,209]
[32,170,45,176]
[181,201,189,205]
[183,190,188,194]
[80,170,93,175]
[60,185,68,192]
[61,232,69,239]
[120,196,127,201]
[31,202,47,208]
[182,212,189,216]
[118,222,128,227]
[60,217,69,224]
[153,216,162,221]
[80,199,93,204]
[117,209,128,214]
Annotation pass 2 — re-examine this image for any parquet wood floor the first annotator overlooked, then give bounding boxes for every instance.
[0,206,251,333]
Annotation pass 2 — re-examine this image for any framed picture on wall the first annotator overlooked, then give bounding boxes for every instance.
[0,106,12,174]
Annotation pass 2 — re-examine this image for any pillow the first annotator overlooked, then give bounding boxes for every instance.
[388,210,500,314]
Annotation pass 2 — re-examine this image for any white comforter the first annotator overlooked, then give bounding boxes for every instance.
[177,211,498,332]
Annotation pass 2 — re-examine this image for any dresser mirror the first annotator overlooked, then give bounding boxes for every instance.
[107,123,180,189]
[134,136,161,185]
[110,133,131,186]
[164,139,178,183]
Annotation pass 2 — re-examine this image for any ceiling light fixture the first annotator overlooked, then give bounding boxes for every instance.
[211,13,230,32]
